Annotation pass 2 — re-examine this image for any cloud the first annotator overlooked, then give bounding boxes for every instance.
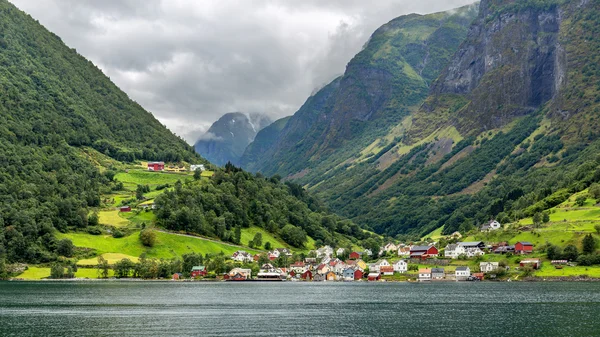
[10,0,478,143]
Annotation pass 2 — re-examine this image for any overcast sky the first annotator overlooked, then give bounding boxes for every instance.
[11,0,477,143]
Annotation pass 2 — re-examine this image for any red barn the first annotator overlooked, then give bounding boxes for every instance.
[515,242,533,254]
[354,269,364,280]
[191,266,207,278]
[147,161,165,171]
[349,252,361,260]
[301,270,313,280]
[119,206,131,212]
[410,245,439,259]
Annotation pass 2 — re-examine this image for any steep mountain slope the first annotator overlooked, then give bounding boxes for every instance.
[194,112,271,166]
[243,0,600,240]
[240,4,479,176]
[240,116,290,171]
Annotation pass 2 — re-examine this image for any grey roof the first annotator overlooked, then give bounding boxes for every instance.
[411,245,433,251]
[458,241,484,247]
[431,268,445,273]
[455,266,470,271]
[446,244,458,250]
[518,241,533,245]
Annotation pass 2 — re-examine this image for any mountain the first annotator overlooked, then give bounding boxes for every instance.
[195,112,272,166]
[241,0,600,240]
[240,4,479,176]
[240,116,290,171]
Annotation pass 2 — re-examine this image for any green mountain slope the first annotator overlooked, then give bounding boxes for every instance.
[240,116,290,171]
[239,5,479,176]
[0,1,371,265]
[241,0,600,243]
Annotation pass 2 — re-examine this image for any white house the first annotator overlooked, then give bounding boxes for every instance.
[383,243,398,252]
[464,247,485,258]
[444,244,466,259]
[397,246,411,257]
[481,220,502,232]
[480,262,499,273]
[364,249,373,256]
[316,246,334,258]
[289,262,307,274]
[190,164,205,172]
[455,266,471,281]
[336,248,346,256]
[276,248,293,257]
[228,268,252,279]
[393,260,408,273]
[457,242,486,258]
[232,250,253,263]
[418,268,431,282]
[369,263,380,273]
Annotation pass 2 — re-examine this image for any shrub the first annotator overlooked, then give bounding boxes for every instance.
[139,229,156,247]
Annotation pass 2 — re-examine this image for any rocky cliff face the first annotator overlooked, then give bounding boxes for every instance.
[240,5,478,175]
[195,112,271,166]
[411,0,567,139]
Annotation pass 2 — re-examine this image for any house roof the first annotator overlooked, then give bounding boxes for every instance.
[418,268,431,273]
[521,258,541,263]
[411,251,426,256]
[517,241,533,246]
[445,244,458,251]
[431,268,445,273]
[455,266,470,271]
[191,266,205,271]
[380,266,394,272]
[480,262,499,266]
[368,273,380,277]
[458,241,484,247]
[411,245,432,251]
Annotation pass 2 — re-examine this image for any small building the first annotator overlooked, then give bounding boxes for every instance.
[472,272,484,281]
[393,260,407,273]
[368,273,381,281]
[191,266,207,278]
[147,161,165,171]
[431,268,445,280]
[354,269,364,280]
[355,259,367,271]
[418,268,432,282]
[301,270,313,280]
[290,261,307,274]
[383,242,398,253]
[336,248,346,256]
[343,268,355,281]
[326,271,337,281]
[410,245,439,259]
[313,273,326,282]
[444,244,465,259]
[397,246,411,257]
[494,245,515,254]
[480,262,499,273]
[305,257,317,264]
[455,267,471,281]
[520,258,542,269]
[172,273,182,280]
[276,248,293,257]
[119,206,131,212]
[232,250,253,263]
[349,252,361,260]
[190,164,205,172]
[228,268,252,280]
[380,266,394,276]
[481,220,502,232]
[515,242,534,254]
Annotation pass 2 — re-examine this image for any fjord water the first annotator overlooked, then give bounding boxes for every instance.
[1,282,599,336]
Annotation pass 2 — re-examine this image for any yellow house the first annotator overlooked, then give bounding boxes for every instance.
[355,259,367,271]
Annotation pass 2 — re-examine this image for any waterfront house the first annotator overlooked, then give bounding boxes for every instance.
[369,263,380,274]
[191,266,207,278]
[393,260,407,273]
[455,267,471,281]
[301,270,313,280]
[515,242,534,254]
[480,262,499,273]
[368,273,381,281]
[354,269,364,280]
[431,268,445,280]
[316,264,330,275]
[343,268,355,281]
[313,273,326,282]
[349,252,361,260]
[520,258,541,269]
[355,259,367,271]
[232,250,253,263]
[410,245,439,259]
[326,271,337,281]
[472,272,484,281]
[418,268,432,282]
[290,261,307,274]
[228,268,252,279]
[380,266,394,276]
[481,220,502,232]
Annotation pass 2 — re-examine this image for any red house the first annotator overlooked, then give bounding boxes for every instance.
[368,273,381,281]
[191,266,207,278]
[289,270,296,278]
[147,161,165,171]
[349,252,361,260]
[410,245,439,259]
[301,270,313,280]
[119,206,131,212]
[515,242,534,254]
[354,269,364,280]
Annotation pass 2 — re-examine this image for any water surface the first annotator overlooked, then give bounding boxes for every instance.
[1,281,599,336]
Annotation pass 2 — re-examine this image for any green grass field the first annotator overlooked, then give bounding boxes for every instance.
[98,210,130,227]
[534,264,600,278]
[240,227,284,249]
[17,267,114,280]
[421,225,445,241]
[57,230,260,260]
[77,253,140,266]
[115,170,190,190]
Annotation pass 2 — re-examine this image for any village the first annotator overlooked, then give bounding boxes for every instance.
[181,220,551,283]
